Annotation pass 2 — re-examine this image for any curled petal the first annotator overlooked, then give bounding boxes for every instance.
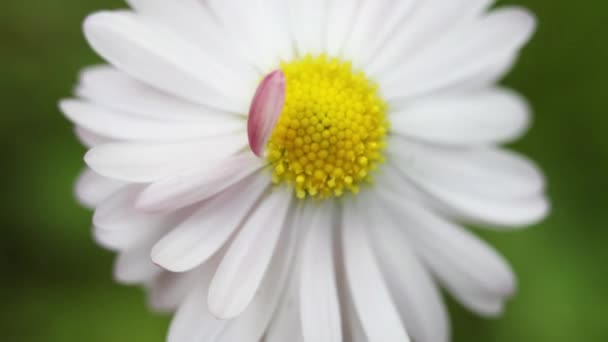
[247,70,286,157]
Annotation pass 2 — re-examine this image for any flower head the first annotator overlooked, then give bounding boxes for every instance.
[63,1,549,341]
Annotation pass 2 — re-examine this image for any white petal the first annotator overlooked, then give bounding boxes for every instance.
[93,185,181,232]
[389,139,544,199]
[77,65,246,121]
[207,190,292,319]
[381,7,536,100]
[345,304,369,342]
[206,0,285,72]
[168,290,220,342]
[126,0,258,78]
[299,202,342,342]
[147,271,201,312]
[377,164,470,224]
[74,127,113,148]
[426,257,508,317]
[389,140,549,227]
[151,173,270,272]
[136,153,263,212]
[343,0,396,68]
[213,207,299,341]
[111,214,172,284]
[355,0,416,68]
[457,54,518,91]
[93,186,146,231]
[114,242,162,284]
[75,168,125,208]
[84,133,246,183]
[92,194,186,252]
[342,200,411,342]
[367,0,492,77]
[266,267,302,342]
[433,189,550,228]
[167,266,224,342]
[375,164,439,209]
[61,100,242,142]
[93,224,159,252]
[391,88,530,145]
[445,284,507,317]
[378,191,517,316]
[249,0,295,67]
[288,0,327,56]
[324,0,359,57]
[366,197,449,342]
[83,11,250,112]
[265,202,314,342]
[169,206,298,342]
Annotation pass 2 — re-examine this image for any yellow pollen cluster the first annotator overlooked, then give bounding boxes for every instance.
[267,54,389,200]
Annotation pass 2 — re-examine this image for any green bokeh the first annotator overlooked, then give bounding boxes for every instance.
[1,0,606,341]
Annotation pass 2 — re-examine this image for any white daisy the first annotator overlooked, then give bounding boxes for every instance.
[62,0,549,341]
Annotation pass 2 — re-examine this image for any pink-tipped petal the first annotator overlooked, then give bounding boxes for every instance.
[248,70,286,157]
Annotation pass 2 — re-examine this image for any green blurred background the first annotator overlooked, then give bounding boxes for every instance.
[1,0,606,341]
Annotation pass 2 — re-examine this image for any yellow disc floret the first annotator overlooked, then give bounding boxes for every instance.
[266,54,389,200]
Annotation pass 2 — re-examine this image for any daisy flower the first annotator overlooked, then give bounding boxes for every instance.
[61,0,549,341]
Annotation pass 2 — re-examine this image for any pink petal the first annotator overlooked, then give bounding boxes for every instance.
[247,70,286,157]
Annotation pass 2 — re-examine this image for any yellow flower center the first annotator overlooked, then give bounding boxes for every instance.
[266,54,389,200]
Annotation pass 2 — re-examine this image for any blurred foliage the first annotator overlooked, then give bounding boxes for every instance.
[1,0,607,341]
